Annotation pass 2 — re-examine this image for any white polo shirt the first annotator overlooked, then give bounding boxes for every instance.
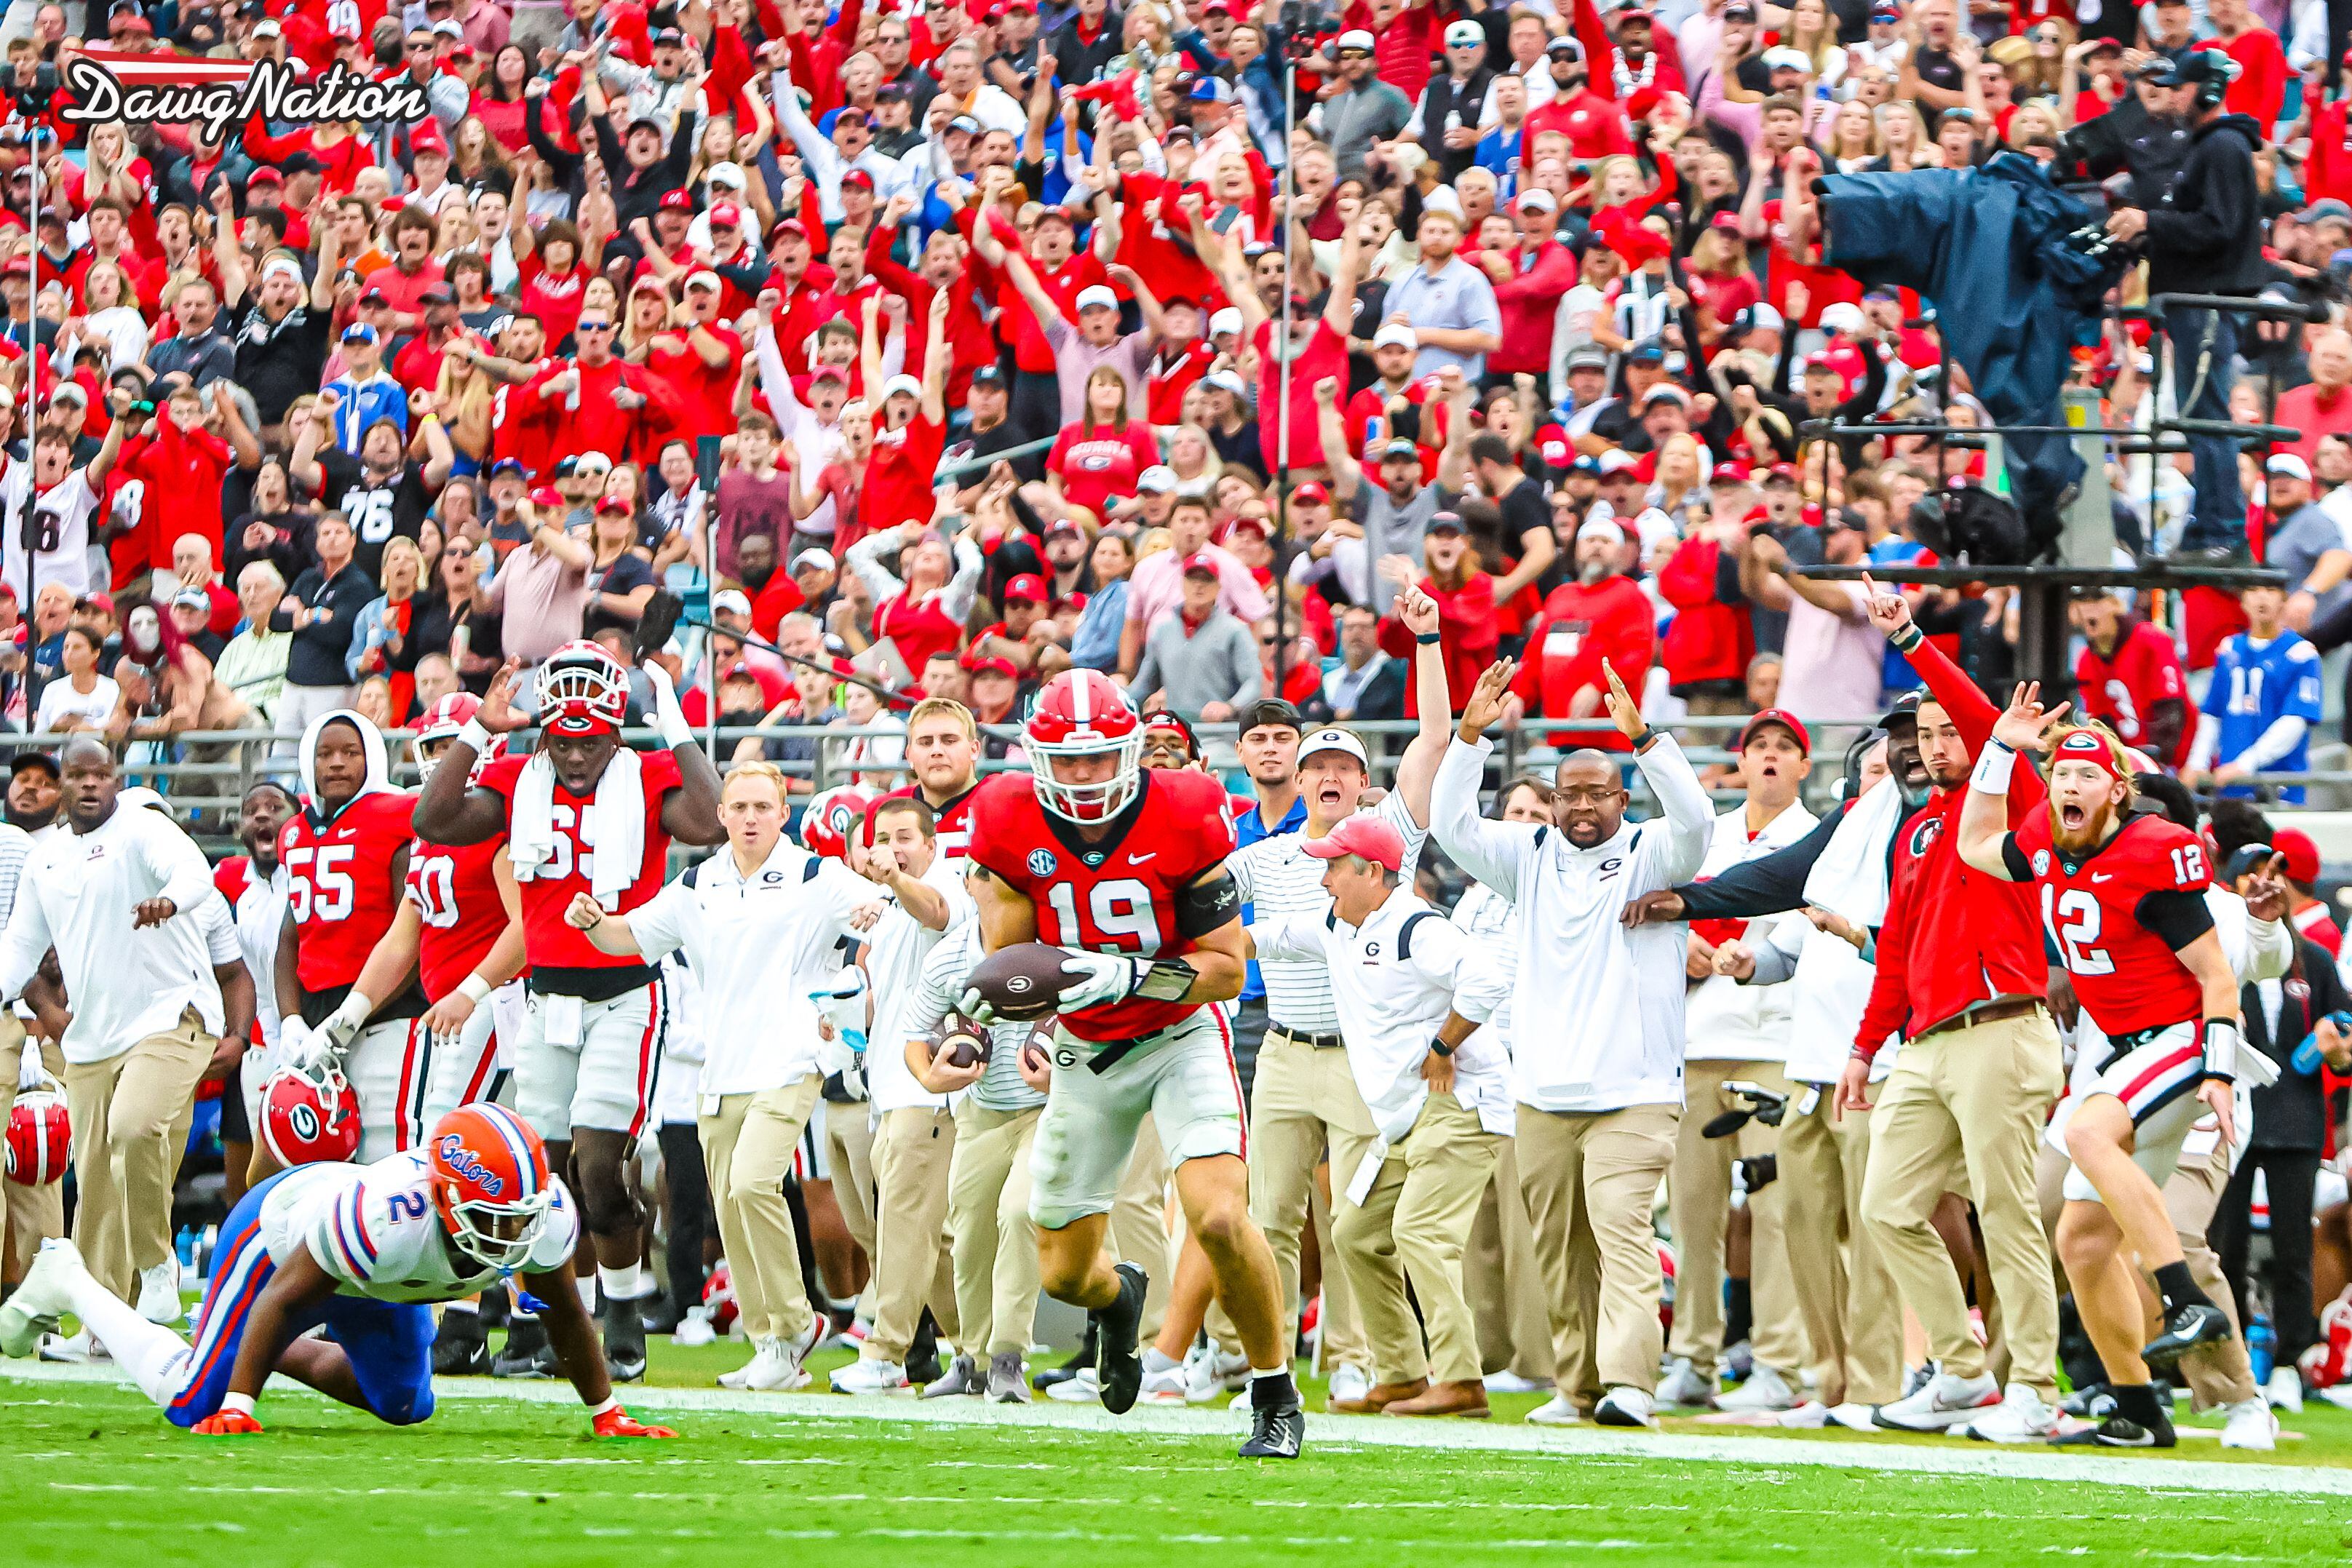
[1682,800,1817,1064]
[863,855,976,1117]
[1231,790,1428,1036]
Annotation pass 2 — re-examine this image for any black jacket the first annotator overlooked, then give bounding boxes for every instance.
[2244,936,2351,1152]
[270,560,378,690]
[2142,111,2268,298]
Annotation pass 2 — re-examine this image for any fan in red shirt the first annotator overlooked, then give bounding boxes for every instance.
[2070,589,2194,768]
[519,300,688,469]
[639,271,745,443]
[1506,516,1656,749]
[2273,330,2352,465]
[1048,372,1159,520]
[857,291,951,549]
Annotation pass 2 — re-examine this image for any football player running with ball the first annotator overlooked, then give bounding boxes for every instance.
[1953,687,2260,1446]
[961,669,1305,1458]
[0,1105,675,1441]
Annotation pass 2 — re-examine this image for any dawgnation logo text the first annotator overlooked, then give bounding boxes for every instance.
[60,56,430,142]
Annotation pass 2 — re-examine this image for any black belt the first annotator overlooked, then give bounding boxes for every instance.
[1271,1026,1345,1050]
[1086,1017,1188,1075]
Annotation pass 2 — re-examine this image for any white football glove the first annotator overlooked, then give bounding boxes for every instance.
[1056,949,1145,1012]
[317,990,374,1054]
[955,987,1001,1028]
[17,1036,42,1093]
[278,1018,329,1074]
[641,657,694,749]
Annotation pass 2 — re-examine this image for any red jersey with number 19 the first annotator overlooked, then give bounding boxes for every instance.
[404,833,512,1000]
[2005,812,2212,1037]
[279,792,418,995]
[965,768,1238,1043]
[475,749,682,976]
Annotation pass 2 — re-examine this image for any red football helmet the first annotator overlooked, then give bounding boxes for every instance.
[412,692,506,786]
[259,1061,362,1167]
[800,785,874,860]
[534,640,632,736]
[4,1076,68,1187]
[1026,669,1143,822]
[428,1103,555,1270]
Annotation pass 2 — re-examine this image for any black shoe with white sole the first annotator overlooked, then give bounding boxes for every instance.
[2142,1302,2231,1369]
[602,1296,648,1383]
[1093,1262,1148,1414]
[2052,1411,2176,1448]
[492,1316,558,1379]
[1239,1375,1306,1459]
[432,1308,491,1376]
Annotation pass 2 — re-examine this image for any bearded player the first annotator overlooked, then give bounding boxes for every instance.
[1956,689,2255,1447]
[0,1104,674,1441]
[411,642,725,1381]
[960,669,1304,1459]
[271,711,432,1171]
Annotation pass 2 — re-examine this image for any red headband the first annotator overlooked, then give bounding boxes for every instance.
[2051,729,2122,781]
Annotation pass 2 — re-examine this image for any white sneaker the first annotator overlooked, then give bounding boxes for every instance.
[1482,1369,1552,1395]
[830,1356,913,1395]
[673,1307,717,1349]
[1960,1382,2058,1443]
[1327,1362,1372,1406]
[1594,1385,1658,1428]
[1046,1366,1100,1404]
[1872,1369,2000,1432]
[1185,1347,1250,1404]
[1654,1356,1716,1409]
[2268,1365,2305,1414]
[2222,1395,2279,1450]
[743,1337,813,1393]
[1776,1400,1832,1428]
[718,1348,761,1389]
[1526,1393,1583,1426]
[1,1238,87,1356]
[1138,1362,1188,1404]
[39,1327,105,1362]
[1716,1363,1797,1413]
[1827,1401,1880,1432]
[136,1257,180,1325]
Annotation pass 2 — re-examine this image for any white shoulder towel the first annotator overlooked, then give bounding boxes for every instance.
[1803,770,1908,929]
[509,747,644,911]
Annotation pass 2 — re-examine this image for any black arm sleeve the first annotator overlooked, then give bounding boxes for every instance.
[1999,833,2032,882]
[1671,800,1850,920]
[1174,867,1241,936]
[2138,886,2219,952]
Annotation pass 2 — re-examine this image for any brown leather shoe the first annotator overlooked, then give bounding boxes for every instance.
[1330,1377,1428,1414]
[1383,1380,1493,1419]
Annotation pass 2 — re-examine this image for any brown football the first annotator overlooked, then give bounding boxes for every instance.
[931,1012,990,1070]
[964,942,1073,1022]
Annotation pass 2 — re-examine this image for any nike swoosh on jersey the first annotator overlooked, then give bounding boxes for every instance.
[1128,852,1158,864]
[2091,873,2113,883]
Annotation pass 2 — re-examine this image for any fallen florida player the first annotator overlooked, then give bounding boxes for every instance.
[0,1104,675,1439]
[1954,688,2267,1446]
[958,668,1307,1458]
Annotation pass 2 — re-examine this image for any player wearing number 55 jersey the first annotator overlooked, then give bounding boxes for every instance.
[1958,698,2267,1448]
[0,1105,674,1441]
[411,641,726,1383]
[962,669,1306,1460]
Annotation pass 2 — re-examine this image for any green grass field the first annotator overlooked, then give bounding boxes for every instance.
[10,1336,2352,1567]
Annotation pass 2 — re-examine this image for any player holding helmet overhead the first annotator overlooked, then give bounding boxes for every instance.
[1955,691,2258,1447]
[0,1105,675,1441]
[961,668,1306,1460]
[411,642,726,1382]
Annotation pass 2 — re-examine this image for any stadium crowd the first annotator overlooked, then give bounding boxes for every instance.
[2,0,2352,1457]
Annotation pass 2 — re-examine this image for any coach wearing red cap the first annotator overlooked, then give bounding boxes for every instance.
[2268,828,2341,955]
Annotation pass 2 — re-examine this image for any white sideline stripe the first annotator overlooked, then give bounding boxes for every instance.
[7,1359,2349,1498]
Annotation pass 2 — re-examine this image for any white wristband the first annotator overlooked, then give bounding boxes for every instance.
[456,717,493,756]
[1968,739,2017,796]
[457,974,494,1006]
[220,1392,256,1417]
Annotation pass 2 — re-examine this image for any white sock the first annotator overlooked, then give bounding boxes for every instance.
[576,1276,597,1312]
[62,1263,188,1404]
[596,1264,648,1303]
[443,1298,480,1317]
[1250,1365,1290,1383]
[1143,1347,1181,1374]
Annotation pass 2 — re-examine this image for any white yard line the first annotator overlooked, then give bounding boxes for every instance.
[7,1359,2351,1499]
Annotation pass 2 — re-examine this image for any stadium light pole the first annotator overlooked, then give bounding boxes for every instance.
[20,124,39,723]
[1271,52,1296,707]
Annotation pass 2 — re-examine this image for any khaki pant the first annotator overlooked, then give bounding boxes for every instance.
[699,1076,822,1342]
[1249,1028,1375,1372]
[1778,1086,1904,1406]
[0,1020,64,1283]
[948,1100,1043,1357]
[822,1097,879,1320]
[1333,1092,1503,1387]
[65,1008,214,1301]
[1669,1060,1807,1379]
[1112,1113,1174,1344]
[866,1105,958,1363]
[1467,1137,1557,1380]
[1861,1010,2064,1395]
[1518,1101,1679,1404]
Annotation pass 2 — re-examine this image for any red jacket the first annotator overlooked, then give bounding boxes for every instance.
[1656,536,1752,689]
[1854,636,2047,1056]
[1509,573,1653,750]
[1487,239,1579,377]
[1377,571,1499,717]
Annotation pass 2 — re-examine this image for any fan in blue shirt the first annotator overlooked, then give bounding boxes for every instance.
[2192,586,2324,803]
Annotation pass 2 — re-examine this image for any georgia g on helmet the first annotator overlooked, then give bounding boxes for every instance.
[259,1061,362,1167]
[411,691,506,787]
[4,1081,68,1186]
[534,640,632,737]
[800,785,874,860]
[1026,669,1143,823]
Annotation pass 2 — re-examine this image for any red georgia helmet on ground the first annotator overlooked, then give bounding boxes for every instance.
[800,786,874,860]
[427,1103,555,1271]
[1026,669,1143,823]
[4,1082,68,1186]
[259,1062,362,1167]
[534,640,632,736]
[412,691,506,786]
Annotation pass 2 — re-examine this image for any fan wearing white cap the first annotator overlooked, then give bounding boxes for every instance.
[971,217,1167,429]
[2260,453,2351,628]
[859,288,951,512]
[1314,27,1416,183]
[1400,20,1493,182]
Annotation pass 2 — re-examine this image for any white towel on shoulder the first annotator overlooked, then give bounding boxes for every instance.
[508,747,644,910]
[1803,770,1907,929]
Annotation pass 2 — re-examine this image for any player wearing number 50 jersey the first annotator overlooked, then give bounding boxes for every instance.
[411,641,726,1383]
[961,668,1306,1460]
[271,711,431,1171]
[1958,694,2265,1448]
[0,1105,675,1441]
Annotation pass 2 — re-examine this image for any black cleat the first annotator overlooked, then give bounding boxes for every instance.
[2142,1302,2232,1369]
[1038,1322,1095,1390]
[1092,1261,1148,1414]
[492,1316,559,1379]
[601,1296,648,1383]
[1239,1376,1306,1459]
[638,1297,683,1337]
[432,1308,491,1376]
[2052,1410,2175,1448]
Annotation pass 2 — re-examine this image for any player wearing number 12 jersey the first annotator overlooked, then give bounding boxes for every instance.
[1958,701,2255,1448]
[411,640,726,1383]
[962,669,1306,1460]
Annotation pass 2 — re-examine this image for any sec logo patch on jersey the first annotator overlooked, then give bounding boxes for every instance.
[1028,848,1058,877]
[2033,849,2051,877]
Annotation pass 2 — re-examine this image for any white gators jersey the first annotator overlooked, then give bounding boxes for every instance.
[260,1152,579,1302]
